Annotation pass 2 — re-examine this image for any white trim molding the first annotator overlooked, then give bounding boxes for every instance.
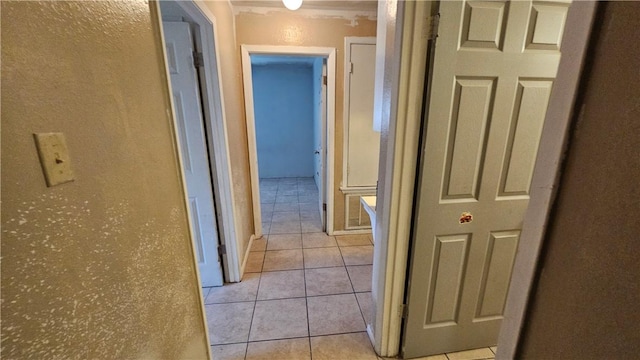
[372,0,433,356]
[240,44,337,236]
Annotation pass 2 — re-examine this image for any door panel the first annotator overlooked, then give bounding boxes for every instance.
[163,21,223,287]
[346,42,378,187]
[403,0,569,357]
[443,77,495,201]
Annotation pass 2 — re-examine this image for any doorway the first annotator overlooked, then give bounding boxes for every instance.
[241,45,337,238]
[158,0,241,286]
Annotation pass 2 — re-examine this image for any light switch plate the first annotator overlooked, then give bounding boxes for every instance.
[33,133,75,187]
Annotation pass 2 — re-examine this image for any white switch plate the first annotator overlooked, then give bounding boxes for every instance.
[33,133,75,187]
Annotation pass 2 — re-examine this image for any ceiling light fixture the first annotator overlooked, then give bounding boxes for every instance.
[282,0,302,11]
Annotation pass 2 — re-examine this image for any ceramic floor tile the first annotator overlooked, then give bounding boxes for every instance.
[245,338,311,360]
[277,188,299,196]
[262,249,303,271]
[355,292,374,327]
[307,294,366,336]
[260,182,279,190]
[270,220,301,234]
[260,202,275,211]
[446,348,495,360]
[257,269,305,300]
[202,287,212,300]
[303,247,344,268]
[340,245,374,265]
[310,332,377,360]
[245,251,265,273]
[210,343,247,360]
[301,220,323,233]
[490,346,497,354]
[272,211,300,223]
[273,202,300,212]
[299,195,318,203]
[260,179,279,186]
[302,232,337,248]
[347,265,373,292]
[260,193,276,203]
[261,209,273,221]
[411,355,448,360]
[275,194,298,203]
[206,273,260,304]
[298,183,318,191]
[278,178,298,185]
[298,189,319,197]
[305,267,353,296]
[206,302,254,345]
[300,210,321,221]
[249,298,308,341]
[267,234,302,250]
[251,238,267,252]
[336,234,373,247]
[261,221,271,235]
[299,203,319,212]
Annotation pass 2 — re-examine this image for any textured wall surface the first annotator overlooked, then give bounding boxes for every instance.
[253,64,315,178]
[235,10,377,231]
[1,1,208,358]
[518,2,640,358]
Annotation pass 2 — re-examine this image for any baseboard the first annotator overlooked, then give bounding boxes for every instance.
[239,234,256,279]
[366,323,376,347]
[332,229,373,236]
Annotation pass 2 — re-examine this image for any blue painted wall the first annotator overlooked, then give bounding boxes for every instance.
[253,63,315,178]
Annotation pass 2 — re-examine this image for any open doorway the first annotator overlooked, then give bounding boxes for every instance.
[241,45,337,238]
[249,55,327,240]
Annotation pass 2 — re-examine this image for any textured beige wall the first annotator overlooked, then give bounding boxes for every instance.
[235,10,377,231]
[199,1,255,259]
[1,1,208,358]
[518,2,640,358]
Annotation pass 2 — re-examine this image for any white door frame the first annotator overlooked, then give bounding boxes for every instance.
[372,0,596,357]
[157,0,242,284]
[241,45,337,237]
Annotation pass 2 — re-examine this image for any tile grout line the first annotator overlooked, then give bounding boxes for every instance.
[299,188,314,360]
[243,265,263,359]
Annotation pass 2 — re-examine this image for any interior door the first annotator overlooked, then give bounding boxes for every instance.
[403,0,570,357]
[163,21,223,287]
[346,42,379,187]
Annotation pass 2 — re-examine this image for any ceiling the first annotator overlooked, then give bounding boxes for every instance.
[229,0,378,12]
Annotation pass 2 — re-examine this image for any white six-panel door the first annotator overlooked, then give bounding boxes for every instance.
[163,21,223,287]
[403,0,570,357]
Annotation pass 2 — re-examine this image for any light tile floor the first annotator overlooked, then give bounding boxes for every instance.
[203,177,496,360]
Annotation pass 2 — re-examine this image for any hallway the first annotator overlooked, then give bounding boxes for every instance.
[203,177,376,359]
[202,179,498,359]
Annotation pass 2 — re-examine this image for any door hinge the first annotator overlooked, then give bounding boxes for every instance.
[424,13,440,41]
[323,75,327,85]
[401,304,408,319]
[322,203,327,211]
[193,51,204,67]
[218,244,227,255]
[349,62,354,74]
